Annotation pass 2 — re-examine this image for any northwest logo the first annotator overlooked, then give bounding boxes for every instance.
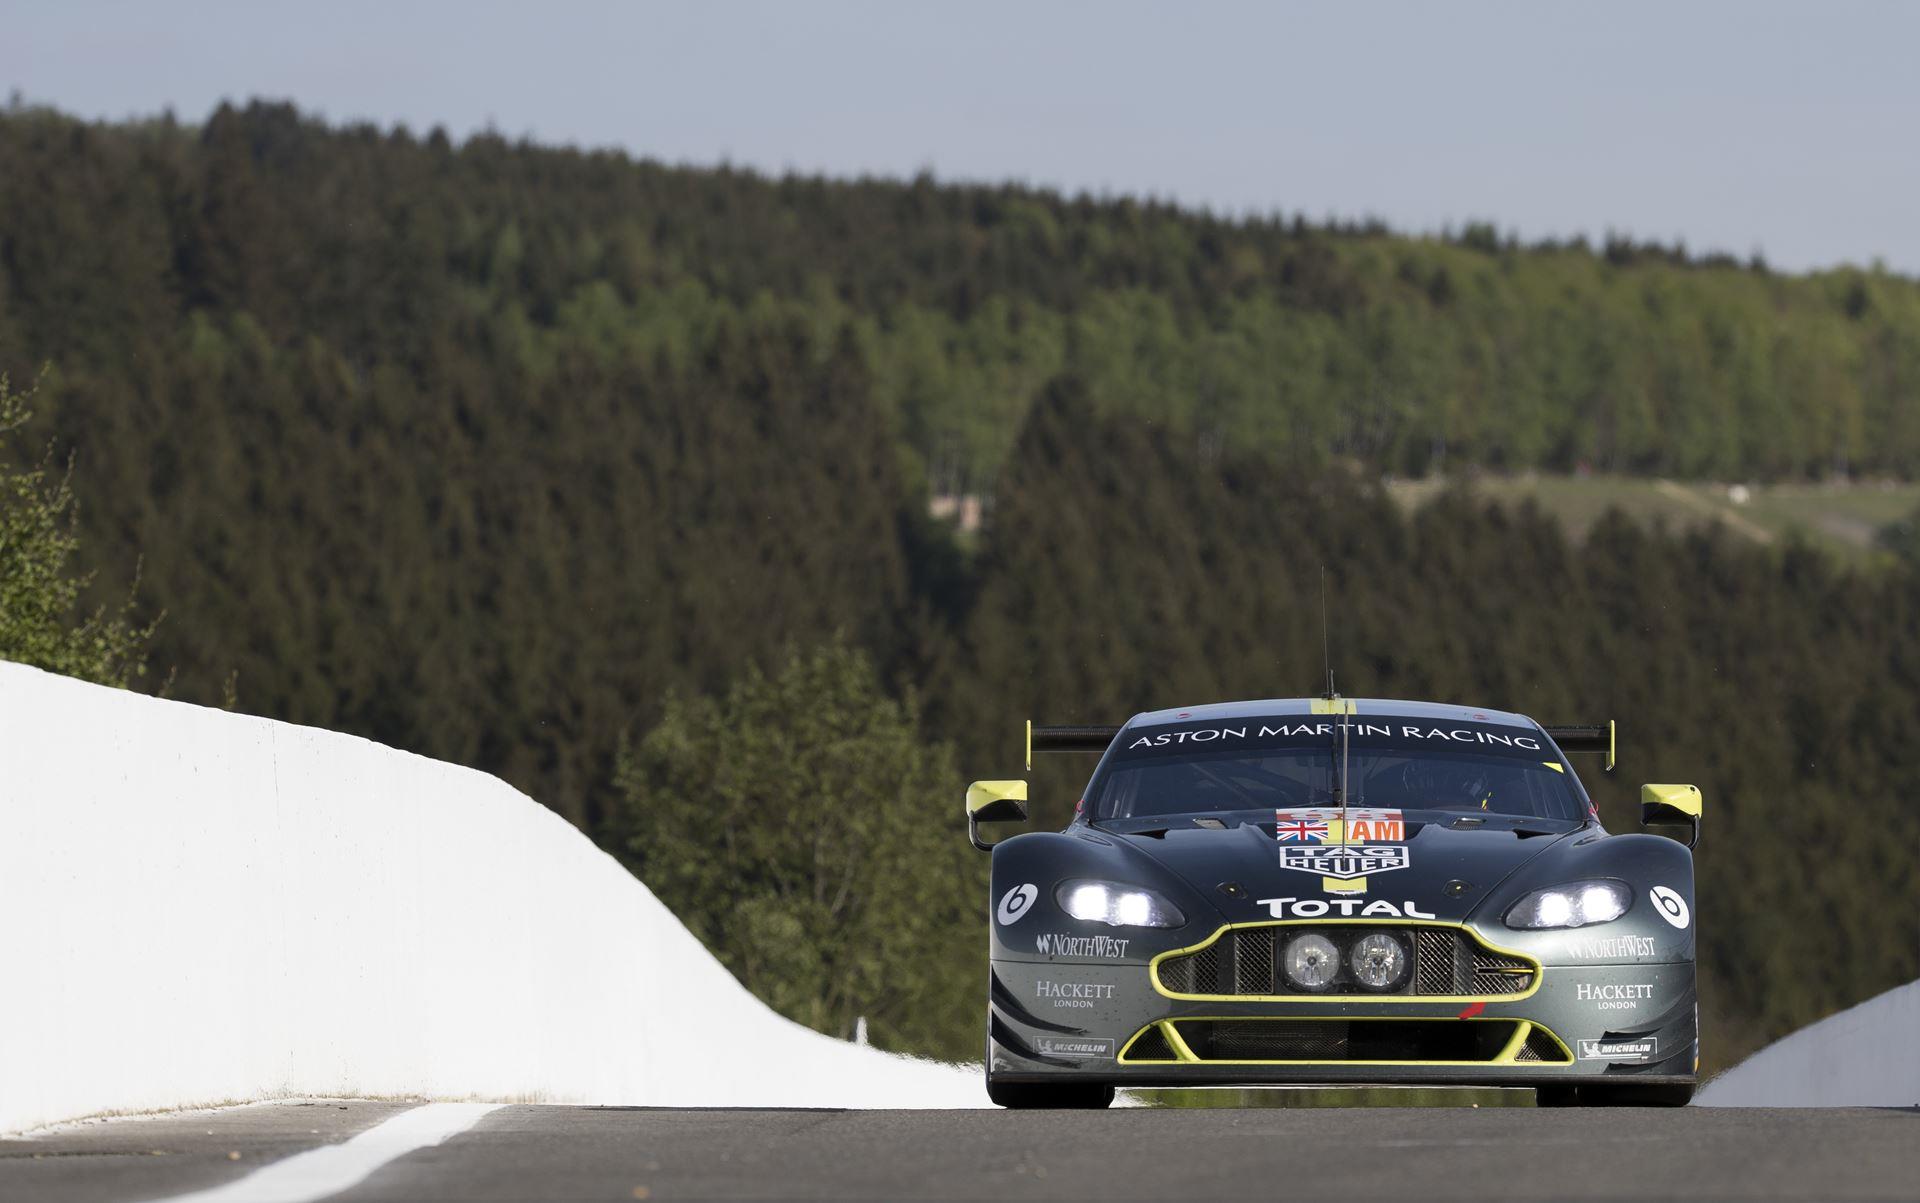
[1035,933,1130,958]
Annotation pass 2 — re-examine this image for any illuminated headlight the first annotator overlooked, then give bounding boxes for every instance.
[1282,933,1339,992]
[1504,880,1631,929]
[1349,931,1409,991]
[1055,880,1185,928]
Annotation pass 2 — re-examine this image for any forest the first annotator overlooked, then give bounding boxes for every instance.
[2,100,1916,1069]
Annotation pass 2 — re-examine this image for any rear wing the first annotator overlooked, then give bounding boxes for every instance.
[1543,721,1616,773]
[1026,722,1121,769]
[1026,718,1615,773]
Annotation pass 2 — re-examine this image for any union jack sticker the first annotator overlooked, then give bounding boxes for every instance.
[1274,811,1330,842]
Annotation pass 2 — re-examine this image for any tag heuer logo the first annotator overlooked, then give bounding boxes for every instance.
[1279,844,1409,879]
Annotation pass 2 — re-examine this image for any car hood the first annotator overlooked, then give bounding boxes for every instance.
[1098,814,1582,926]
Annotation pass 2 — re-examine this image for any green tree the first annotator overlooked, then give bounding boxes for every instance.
[615,641,983,1058]
[0,371,153,685]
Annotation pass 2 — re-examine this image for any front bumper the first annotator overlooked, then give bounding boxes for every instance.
[989,920,1697,1087]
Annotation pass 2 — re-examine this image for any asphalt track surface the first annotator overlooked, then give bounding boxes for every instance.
[5,1099,1916,1202]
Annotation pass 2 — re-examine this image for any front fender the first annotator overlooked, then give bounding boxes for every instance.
[988,829,1227,965]
[1466,830,1696,966]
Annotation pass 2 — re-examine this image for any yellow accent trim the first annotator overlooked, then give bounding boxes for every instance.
[1116,1024,1177,1063]
[965,779,1028,817]
[1542,761,1564,773]
[1608,719,1616,773]
[1492,1020,1533,1064]
[1114,1016,1576,1067]
[1162,1021,1202,1064]
[1641,782,1703,818]
[1025,720,1032,773]
[1323,876,1367,893]
[1311,698,1357,715]
[1150,919,1543,1004]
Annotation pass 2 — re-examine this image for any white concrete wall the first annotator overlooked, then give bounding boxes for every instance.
[0,661,980,1134]
[1697,979,1920,1107]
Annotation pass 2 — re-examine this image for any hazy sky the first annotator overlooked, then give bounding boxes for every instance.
[6,1,1916,274]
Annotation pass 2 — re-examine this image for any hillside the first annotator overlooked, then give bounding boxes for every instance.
[5,100,1920,493]
[2,100,1916,1066]
[1385,474,1920,563]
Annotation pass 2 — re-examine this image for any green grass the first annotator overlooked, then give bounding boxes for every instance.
[1386,474,1920,564]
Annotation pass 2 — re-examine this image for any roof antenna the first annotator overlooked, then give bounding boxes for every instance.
[1320,566,1335,701]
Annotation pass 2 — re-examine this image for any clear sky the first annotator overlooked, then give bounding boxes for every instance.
[6,0,1916,274]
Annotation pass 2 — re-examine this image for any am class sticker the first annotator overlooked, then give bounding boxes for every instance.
[1649,885,1691,929]
[996,883,1038,926]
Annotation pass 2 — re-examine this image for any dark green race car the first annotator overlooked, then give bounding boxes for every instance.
[966,697,1702,1109]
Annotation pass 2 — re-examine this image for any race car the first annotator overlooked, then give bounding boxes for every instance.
[965,697,1702,1109]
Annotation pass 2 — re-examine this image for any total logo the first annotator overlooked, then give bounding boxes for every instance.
[1258,896,1436,920]
[997,883,1038,926]
[1649,885,1690,930]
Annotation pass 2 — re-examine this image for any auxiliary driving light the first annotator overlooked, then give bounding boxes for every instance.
[1349,931,1409,992]
[1282,932,1339,992]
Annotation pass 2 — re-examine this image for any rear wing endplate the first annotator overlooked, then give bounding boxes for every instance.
[1543,721,1616,773]
[1026,722,1121,770]
[1026,718,1616,774]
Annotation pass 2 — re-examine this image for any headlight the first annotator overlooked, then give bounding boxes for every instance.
[1504,879,1631,929]
[1055,880,1185,928]
[1282,932,1339,992]
[1349,931,1409,991]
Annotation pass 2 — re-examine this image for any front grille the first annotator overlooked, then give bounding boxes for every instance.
[1514,1024,1569,1063]
[1116,1018,1577,1065]
[1233,928,1275,993]
[1156,924,1535,998]
[1123,1025,1178,1061]
[1170,1019,1521,1063]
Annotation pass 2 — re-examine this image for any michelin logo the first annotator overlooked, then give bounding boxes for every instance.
[1035,1036,1116,1059]
[1578,1037,1659,1062]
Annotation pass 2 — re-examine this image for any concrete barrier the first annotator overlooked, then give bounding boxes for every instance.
[0,661,981,1133]
[1697,980,1920,1107]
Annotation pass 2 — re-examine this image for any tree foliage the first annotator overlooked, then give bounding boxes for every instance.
[615,641,982,1057]
[0,372,151,685]
[2,101,1915,1068]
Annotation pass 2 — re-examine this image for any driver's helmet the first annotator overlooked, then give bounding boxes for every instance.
[1396,758,1493,809]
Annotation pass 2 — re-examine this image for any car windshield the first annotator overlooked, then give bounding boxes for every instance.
[1088,715,1588,823]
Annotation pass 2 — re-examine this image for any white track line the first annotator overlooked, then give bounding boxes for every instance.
[136,1102,502,1203]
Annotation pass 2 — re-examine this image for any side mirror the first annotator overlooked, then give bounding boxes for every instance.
[966,780,1029,852]
[1640,783,1702,848]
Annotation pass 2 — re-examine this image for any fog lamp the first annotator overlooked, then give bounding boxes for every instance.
[1282,932,1339,992]
[1349,931,1409,991]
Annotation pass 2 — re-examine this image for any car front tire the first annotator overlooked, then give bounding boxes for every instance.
[1536,1083,1694,1107]
[987,1079,1116,1110]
